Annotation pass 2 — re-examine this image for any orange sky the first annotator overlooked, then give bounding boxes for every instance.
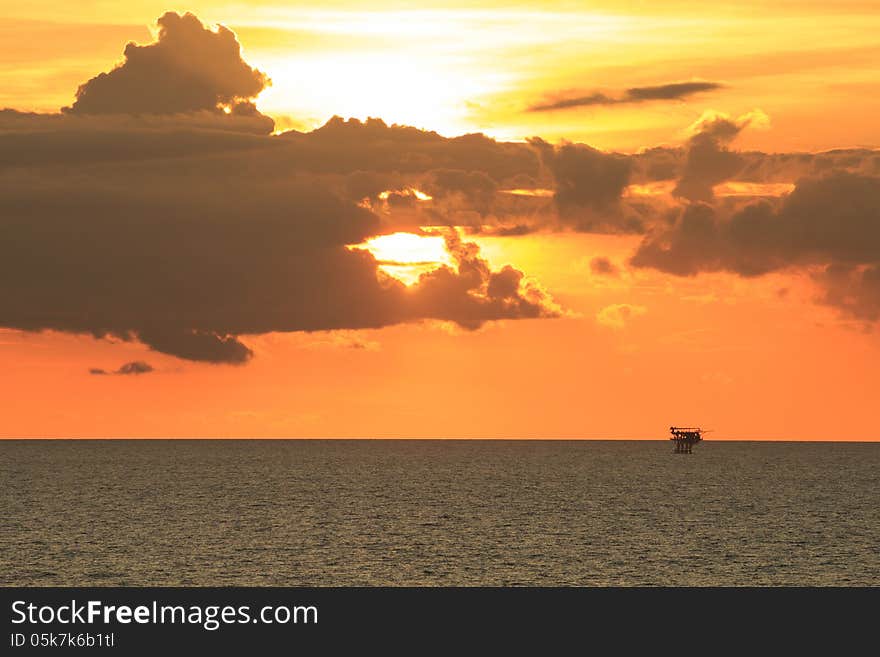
[1,2,879,439]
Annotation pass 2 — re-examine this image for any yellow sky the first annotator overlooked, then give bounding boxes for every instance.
[4,1,880,149]
[1,2,879,439]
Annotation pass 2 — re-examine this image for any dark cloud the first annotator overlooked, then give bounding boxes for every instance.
[530,92,616,112]
[672,112,753,202]
[634,173,880,274]
[281,116,540,181]
[630,202,729,276]
[0,22,560,367]
[315,114,878,244]
[629,146,880,187]
[423,169,498,215]
[90,361,154,376]
[534,140,640,233]
[343,170,402,203]
[529,81,722,112]
[407,233,558,330]
[816,264,880,322]
[474,224,536,237]
[0,112,558,365]
[0,141,559,362]
[751,173,880,266]
[590,257,620,276]
[627,82,723,102]
[66,12,269,117]
[4,10,880,348]
[137,331,253,365]
[738,148,879,184]
[635,147,682,182]
[628,113,776,198]
[117,361,154,374]
[276,122,550,234]
[0,110,276,171]
[632,172,880,320]
[546,144,631,210]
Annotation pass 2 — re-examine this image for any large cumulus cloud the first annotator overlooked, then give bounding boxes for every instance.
[65,12,269,116]
[631,172,880,320]
[0,137,559,363]
[0,14,561,365]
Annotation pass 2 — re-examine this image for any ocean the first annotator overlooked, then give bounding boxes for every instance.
[2,440,877,586]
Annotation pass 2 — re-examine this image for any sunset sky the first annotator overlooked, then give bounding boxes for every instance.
[1,1,879,439]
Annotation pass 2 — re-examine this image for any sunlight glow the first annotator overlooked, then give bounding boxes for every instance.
[624,181,796,197]
[351,231,454,285]
[499,188,555,197]
[715,182,796,197]
[254,50,513,136]
[377,188,433,201]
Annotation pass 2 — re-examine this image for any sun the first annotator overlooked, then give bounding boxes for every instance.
[351,232,454,285]
[253,50,507,136]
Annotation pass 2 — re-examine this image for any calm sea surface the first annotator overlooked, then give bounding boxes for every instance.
[1,440,877,586]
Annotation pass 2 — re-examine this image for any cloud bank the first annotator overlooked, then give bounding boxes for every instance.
[1,12,879,364]
[0,13,561,364]
[631,172,880,320]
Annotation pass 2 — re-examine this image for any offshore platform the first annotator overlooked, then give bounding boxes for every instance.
[669,426,704,454]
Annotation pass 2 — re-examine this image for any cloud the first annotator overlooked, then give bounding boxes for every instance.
[422,169,499,216]
[299,331,382,351]
[531,139,641,233]
[0,115,559,364]
[3,10,880,348]
[282,116,540,181]
[672,110,767,202]
[65,12,269,117]
[136,331,253,365]
[548,143,631,211]
[634,173,880,274]
[0,109,277,171]
[279,117,549,234]
[0,139,559,362]
[631,172,880,320]
[590,257,620,276]
[0,9,565,366]
[529,81,723,112]
[90,361,154,375]
[816,264,880,322]
[628,82,723,102]
[630,202,726,276]
[406,231,561,330]
[629,145,880,189]
[596,304,647,329]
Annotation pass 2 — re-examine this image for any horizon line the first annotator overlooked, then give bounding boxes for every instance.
[2,437,879,443]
